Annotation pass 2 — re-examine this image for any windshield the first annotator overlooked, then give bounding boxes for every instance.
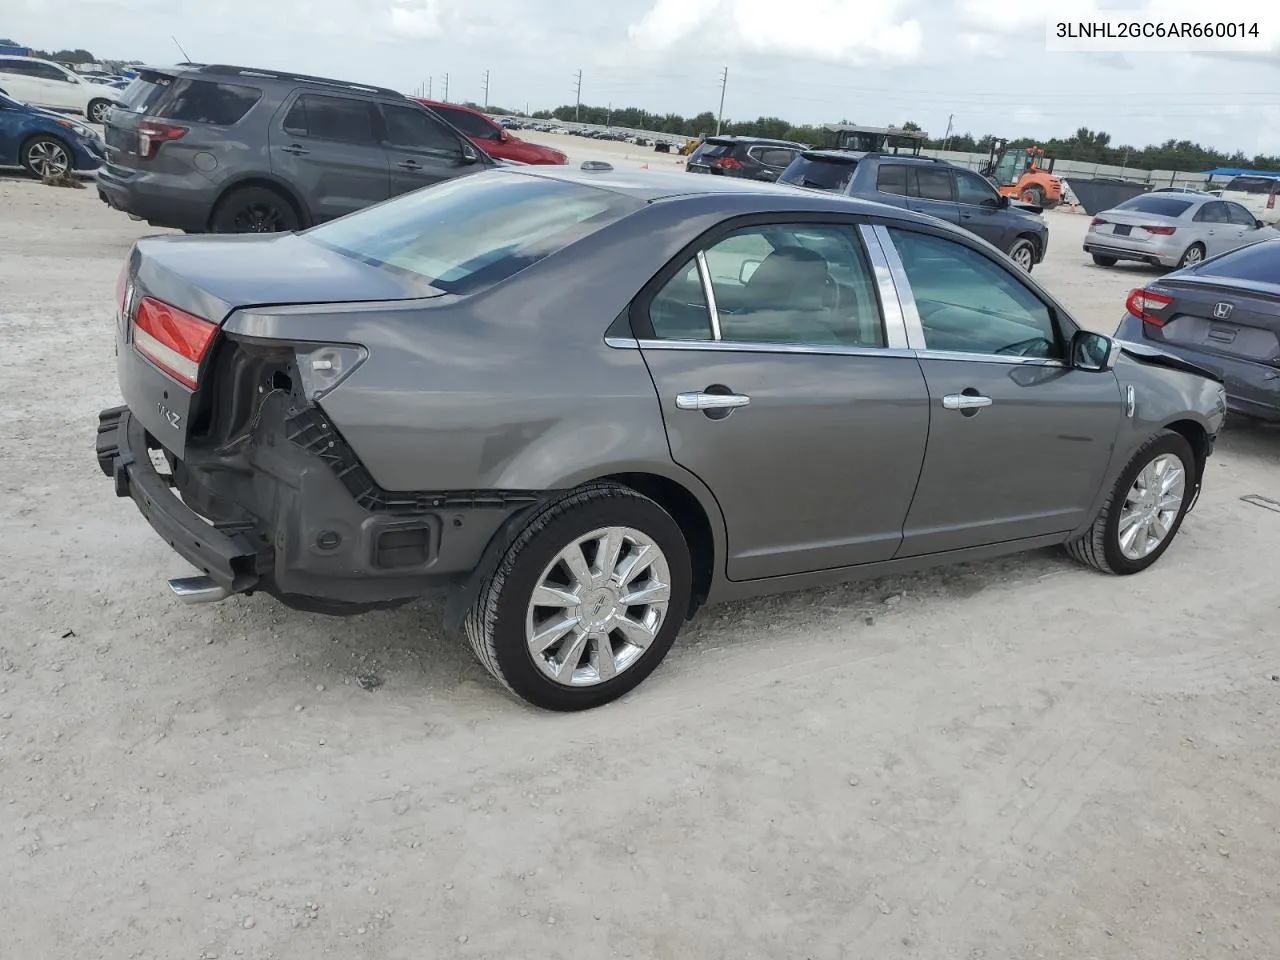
[778,155,857,191]
[304,172,642,295]
[1114,195,1194,217]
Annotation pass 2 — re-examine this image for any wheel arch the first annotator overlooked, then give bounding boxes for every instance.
[207,175,312,230]
[1162,417,1210,486]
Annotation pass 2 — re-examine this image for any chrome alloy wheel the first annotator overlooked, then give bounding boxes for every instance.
[525,526,671,687]
[28,140,70,178]
[1117,453,1186,560]
[1011,243,1034,271]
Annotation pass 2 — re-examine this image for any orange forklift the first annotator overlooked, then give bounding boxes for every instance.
[981,139,1063,208]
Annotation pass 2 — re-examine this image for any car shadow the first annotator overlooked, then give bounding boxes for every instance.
[1217,417,1280,466]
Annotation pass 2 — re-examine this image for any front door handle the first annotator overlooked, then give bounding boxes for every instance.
[676,391,751,411]
[282,143,309,156]
[942,394,993,410]
[398,159,423,170]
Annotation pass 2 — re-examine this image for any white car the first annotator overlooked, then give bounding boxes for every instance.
[0,55,120,124]
[1216,175,1280,225]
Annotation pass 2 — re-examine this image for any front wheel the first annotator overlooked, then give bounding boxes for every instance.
[21,135,72,179]
[88,98,113,124]
[464,483,692,710]
[1020,185,1045,206]
[1065,430,1195,575]
[1008,237,1036,272]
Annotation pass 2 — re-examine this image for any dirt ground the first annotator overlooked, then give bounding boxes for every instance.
[1,163,1278,960]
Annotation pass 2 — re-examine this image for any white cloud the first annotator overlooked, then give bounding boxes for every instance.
[629,0,923,64]
[386,0,445,39]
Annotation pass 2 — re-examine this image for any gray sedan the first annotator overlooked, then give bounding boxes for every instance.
[1085,192,1279,269]
[97,166,1227,710]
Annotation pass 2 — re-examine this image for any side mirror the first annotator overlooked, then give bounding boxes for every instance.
[1071,330,1115,372]
[1256,219,1266,229]
[738,259,762,284]
[460,141,481,164]
[997,194,1010,208]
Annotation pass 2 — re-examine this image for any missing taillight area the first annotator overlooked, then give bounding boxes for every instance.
[1126,287,1174,327]
[132,297,218,389]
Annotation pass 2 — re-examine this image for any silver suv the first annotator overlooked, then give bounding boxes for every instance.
[96,63,493,233]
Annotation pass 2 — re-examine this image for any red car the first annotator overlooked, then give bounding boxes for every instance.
[414,99,567,165]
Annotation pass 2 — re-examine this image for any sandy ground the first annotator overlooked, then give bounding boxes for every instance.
[1,166,1278,960]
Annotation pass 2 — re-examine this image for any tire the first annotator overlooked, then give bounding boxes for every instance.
[1020,185,1045,206]
[20,135,73,179]
[209,185,301,234]
[87,98,112,124]
[1065,430,1196,575]
[464,482,692,711]
[1176,243,1206,268]
[1092,254,1118,267]
[1008,237,1036,272]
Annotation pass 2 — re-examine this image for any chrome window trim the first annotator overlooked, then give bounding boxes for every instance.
[694,250,722,341]
[857,224,909,350]
[915,349,1065,367]
[633,338,916,360]
[872,224,927,350]
[604,336,639,349]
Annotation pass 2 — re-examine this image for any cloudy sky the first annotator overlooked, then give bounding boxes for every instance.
[8,0,1280,157]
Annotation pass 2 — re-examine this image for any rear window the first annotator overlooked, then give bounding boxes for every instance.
[114,73,261,125]
[1114,195,1194,217]
[778,154,857,191]
[303,172,642,295]
[692,140,735,160]
[1197,239,1280,284]
[749,146,799,168]
[1224,176,1280,195]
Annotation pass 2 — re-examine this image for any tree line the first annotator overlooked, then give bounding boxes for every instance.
[516,103,1278,174]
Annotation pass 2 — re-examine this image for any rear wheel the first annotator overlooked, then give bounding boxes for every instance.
[464,482,692,711]
[1091,254,1119,267]
[1065,430,1195,575]
[1008,237,1036,272]
[1176,243,1206,268]
[1020,185,1045,206]
[87,98,113,124]
[210,185,300,234]
[21,135,72,179]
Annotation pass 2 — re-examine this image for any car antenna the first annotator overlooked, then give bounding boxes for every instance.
[171,35,193,64]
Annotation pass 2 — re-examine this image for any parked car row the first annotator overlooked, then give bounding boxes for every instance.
[0,53,121,122]
[0,88,105,177]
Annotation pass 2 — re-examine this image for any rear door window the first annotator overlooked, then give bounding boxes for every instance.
[1194,201,1230,223]
[283,94,377,143]
[750,146,799,168]
[913,167,955,202]
[876,164,909,196]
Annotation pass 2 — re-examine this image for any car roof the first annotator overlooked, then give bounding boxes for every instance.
[501,165,945,221]
[705,135,803,146]
[798,149,943,166]
[134,62,405,98]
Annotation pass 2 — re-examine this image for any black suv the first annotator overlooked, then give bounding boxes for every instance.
[97,64,495,233]
[779,150,1049,271]
[685,136,804,183]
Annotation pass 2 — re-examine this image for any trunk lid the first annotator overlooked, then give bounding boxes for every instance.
[1142,276,1280,365]
[1090,209,1178,240]
[120,233,444,456]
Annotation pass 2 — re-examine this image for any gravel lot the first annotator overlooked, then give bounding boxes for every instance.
[2,163,1278,960]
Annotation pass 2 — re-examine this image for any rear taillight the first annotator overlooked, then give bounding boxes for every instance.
[1141,225,1176,235]
[137,121,187,160]
[1090,217,1108,226]
[132,297,217,389]
[711,156,743,169]
[1126,287,1174,327]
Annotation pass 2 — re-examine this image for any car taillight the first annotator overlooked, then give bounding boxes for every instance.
[1141,225,1176,235]
[1090,217,1108,226]
[132,297,217,389]
[1126,287,1174,327]
[711,156,743,169]
[137,121,187,160]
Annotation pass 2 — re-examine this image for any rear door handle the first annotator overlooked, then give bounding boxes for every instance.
[676,391,751,411]
[282,144,309,156]
[942,394,993,410]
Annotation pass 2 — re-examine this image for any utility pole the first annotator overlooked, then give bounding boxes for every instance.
[574,69,582,123]
[427,76,432,99]
[442,72,449,103]
[482,69,490,110]
[716,66,728,135]
[942,113,954,152]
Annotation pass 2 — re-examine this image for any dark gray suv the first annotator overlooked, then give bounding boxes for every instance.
[97,64,494,233]
[779,151,1049,271]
